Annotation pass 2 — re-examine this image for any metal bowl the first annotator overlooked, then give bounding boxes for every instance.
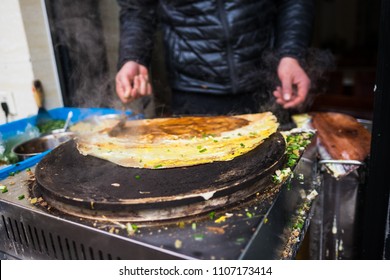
[12,132,75,161]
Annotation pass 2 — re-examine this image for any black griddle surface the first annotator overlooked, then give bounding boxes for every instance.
[35,133,285,216]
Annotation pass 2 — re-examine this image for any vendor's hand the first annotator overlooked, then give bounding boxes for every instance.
[115,61,152,103]
[273,57,311,109]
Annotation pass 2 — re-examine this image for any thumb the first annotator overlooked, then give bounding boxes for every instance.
[280,77,293,101]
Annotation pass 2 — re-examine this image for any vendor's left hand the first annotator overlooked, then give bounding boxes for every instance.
[273,57,311,109]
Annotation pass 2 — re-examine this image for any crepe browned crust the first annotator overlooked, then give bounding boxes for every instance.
[74,112,279,169]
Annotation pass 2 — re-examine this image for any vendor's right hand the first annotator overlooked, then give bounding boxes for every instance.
[115,61,152,103]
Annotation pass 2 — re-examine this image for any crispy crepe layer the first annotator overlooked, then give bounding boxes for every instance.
[74,112,279,169]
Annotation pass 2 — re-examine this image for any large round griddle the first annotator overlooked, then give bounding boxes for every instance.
[35,132,286,222]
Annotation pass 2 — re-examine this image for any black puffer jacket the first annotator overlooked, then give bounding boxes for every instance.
[117,0,314,95]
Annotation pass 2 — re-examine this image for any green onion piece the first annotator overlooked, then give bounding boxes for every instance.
[18,194,25,200]
[235,237,245,244]
[131,224,138,231]
[194,234,204,241]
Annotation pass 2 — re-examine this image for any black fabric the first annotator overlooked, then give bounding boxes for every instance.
[171,90,292,125]
[117,0,314,96]
[171,90,270,116]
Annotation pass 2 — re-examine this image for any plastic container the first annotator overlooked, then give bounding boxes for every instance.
[0,107,139,179]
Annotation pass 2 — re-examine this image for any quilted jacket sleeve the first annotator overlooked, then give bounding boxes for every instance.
[117,0,158,69]
[276,0,315,61]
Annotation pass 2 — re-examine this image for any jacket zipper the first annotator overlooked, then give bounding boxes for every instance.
[217,0,237,94]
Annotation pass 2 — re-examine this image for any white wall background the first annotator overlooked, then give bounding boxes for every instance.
[0,0,63,125]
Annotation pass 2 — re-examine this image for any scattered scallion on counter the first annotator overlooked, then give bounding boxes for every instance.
[235,237,245,244]
[131,224,138,231]
[194,233,204,241]
[126,223,138,235]
[18,194,25,200]
[0,185,8,193]
[271,132,313,186]
[271,168,292,184]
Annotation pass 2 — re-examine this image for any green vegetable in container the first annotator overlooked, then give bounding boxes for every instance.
[37,119,66,133]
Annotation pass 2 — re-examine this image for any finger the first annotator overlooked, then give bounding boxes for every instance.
[130,76,140,99]
[273,86,282,99]
[283,80,310,109]
[146,82,153,95]
[273,92,282,102]
[281,79,293,101]
[116,76,132,103]
[141,74,153,95]
[275,98,285,105]
[139,65,149,76]
[273,90,284,104]
[138,75,147,96]
[297,78,311,101]
[282,88,306,108]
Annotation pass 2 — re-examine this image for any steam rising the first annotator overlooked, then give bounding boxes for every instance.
[252,48,335,124]
[47,0,121,109]
[260,48,335,96]
[171,48,334,124]
[46,1,334,122]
